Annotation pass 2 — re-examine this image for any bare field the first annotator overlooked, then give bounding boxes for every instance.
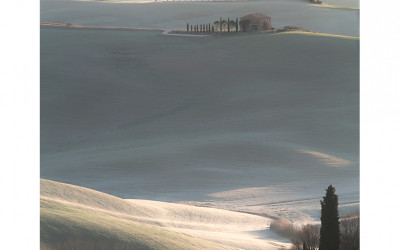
[41,27,359,224]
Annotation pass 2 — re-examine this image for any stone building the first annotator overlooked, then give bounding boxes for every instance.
[240,13,272,31]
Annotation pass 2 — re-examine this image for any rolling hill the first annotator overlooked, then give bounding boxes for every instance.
[41,179,290,249]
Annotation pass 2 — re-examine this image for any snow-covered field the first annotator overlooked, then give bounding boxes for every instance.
[41,0,359,226]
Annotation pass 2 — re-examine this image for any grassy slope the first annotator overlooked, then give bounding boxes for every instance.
[41,197,232,250]
[41,179,272,231]
[41,178,155,217]
[41,179,290,249]
[41,179,238,249]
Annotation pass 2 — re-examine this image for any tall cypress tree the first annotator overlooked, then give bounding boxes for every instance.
[319,185,340,250]
[236,18,238,32]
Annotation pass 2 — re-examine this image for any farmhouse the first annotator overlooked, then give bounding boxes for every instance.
[240,13,272,31]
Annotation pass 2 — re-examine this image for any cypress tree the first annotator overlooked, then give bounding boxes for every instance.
[187,23,189,32]
[319,185,340,250]
[236,18,238,32]
[227,18,230,32]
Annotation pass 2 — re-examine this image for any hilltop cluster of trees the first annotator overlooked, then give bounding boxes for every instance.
[270,185,359,250]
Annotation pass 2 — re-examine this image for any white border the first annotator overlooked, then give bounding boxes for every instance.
[361,0,400,249]
[0,0,40,249]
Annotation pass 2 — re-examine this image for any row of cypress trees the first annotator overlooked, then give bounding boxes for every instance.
[186,17,240,33]
[187,23,214,33]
